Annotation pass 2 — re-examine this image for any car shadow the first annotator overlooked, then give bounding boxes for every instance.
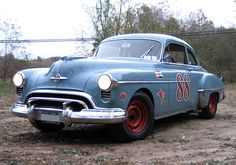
[153,112,200,131]
[13,113,201,144]
[14,124,116,144]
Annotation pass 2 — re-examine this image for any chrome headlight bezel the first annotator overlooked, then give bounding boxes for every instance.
[98,74,114,91]
[13,72,25,87]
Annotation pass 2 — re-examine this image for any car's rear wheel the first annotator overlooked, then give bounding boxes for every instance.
[110,92,154,142]
[199,93,218,119]
[30,120,64,132]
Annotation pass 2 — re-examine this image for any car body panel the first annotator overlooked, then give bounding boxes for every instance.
[11,33,225,128]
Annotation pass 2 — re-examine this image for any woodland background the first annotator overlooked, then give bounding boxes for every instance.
[0,0,235,85]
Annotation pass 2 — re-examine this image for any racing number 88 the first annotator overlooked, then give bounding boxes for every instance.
[176,73,190,101]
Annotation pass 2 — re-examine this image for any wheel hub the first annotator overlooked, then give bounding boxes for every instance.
[126,101,148,134]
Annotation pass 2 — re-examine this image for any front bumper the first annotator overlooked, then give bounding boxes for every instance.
[11,103,127,126]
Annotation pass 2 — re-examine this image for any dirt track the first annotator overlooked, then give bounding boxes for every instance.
[0,84,235,164]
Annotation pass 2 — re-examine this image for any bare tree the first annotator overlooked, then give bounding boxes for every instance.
[87,0,129,48]
[0,20,29,80]
[87,0,114,47]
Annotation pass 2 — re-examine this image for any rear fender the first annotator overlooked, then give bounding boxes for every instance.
[198,73,224,109]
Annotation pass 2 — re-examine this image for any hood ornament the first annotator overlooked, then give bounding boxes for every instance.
[50,73,68,82]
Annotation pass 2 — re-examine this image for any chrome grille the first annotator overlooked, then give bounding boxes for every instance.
[101,91,111,103]
[25,90,94,112]
[16,87,23,95]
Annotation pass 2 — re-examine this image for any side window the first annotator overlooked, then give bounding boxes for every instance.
[165,44,186,64]
[187,49,197,65]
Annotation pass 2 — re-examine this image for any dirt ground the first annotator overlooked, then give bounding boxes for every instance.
[0,84,235,165]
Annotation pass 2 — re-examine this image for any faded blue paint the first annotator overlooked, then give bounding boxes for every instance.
[14,33,225,120]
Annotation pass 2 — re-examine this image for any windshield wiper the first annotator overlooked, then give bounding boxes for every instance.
[139,43,156,59]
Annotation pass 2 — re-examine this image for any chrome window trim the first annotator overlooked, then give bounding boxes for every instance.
[95,39,163,60]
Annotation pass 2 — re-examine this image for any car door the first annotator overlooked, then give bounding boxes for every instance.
[185,47,205,109]
[163,43,193,113]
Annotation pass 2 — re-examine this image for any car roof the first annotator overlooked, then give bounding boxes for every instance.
[102,33,194,50]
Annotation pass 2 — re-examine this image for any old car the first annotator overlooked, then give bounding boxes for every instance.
[12,33,225,141]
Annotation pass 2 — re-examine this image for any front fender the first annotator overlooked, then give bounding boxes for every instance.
[16,68,50,103]
[84,69,156,110]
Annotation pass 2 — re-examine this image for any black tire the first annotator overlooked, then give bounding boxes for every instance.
[109,92,154,142]
[30,120,64,132]
[199,93,217,119]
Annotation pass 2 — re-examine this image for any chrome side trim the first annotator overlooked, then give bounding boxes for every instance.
[117,80,190,84]
[198,87,224,92]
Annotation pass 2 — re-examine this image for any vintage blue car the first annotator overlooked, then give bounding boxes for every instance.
[12,33,225,141]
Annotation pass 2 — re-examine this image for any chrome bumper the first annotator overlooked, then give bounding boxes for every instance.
[11,103,127,126]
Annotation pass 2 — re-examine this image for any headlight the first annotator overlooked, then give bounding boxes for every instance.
[98,74,113,91]
[13,72,25,87]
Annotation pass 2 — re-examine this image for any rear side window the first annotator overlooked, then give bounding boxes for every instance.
[187,49,198,65]
[164,44,186,64]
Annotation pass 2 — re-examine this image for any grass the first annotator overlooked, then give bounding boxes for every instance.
[0,79,14,95]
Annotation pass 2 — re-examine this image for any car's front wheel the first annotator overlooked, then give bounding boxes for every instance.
[110,92,154,142]
[30,120,64,132]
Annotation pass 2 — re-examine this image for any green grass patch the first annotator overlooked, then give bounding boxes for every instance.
[0,79,15,95]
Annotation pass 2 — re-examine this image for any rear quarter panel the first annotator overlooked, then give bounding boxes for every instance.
[198,72,224,108]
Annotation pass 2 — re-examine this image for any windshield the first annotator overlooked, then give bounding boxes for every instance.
[95,39,161,60]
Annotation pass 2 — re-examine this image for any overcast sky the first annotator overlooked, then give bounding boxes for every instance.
[0,0,235,58]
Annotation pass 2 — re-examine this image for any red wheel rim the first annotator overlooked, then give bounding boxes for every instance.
[209,95,216,113]
[125,101,148,134]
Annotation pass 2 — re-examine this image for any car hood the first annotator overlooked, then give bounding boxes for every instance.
[36,57,156,91]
